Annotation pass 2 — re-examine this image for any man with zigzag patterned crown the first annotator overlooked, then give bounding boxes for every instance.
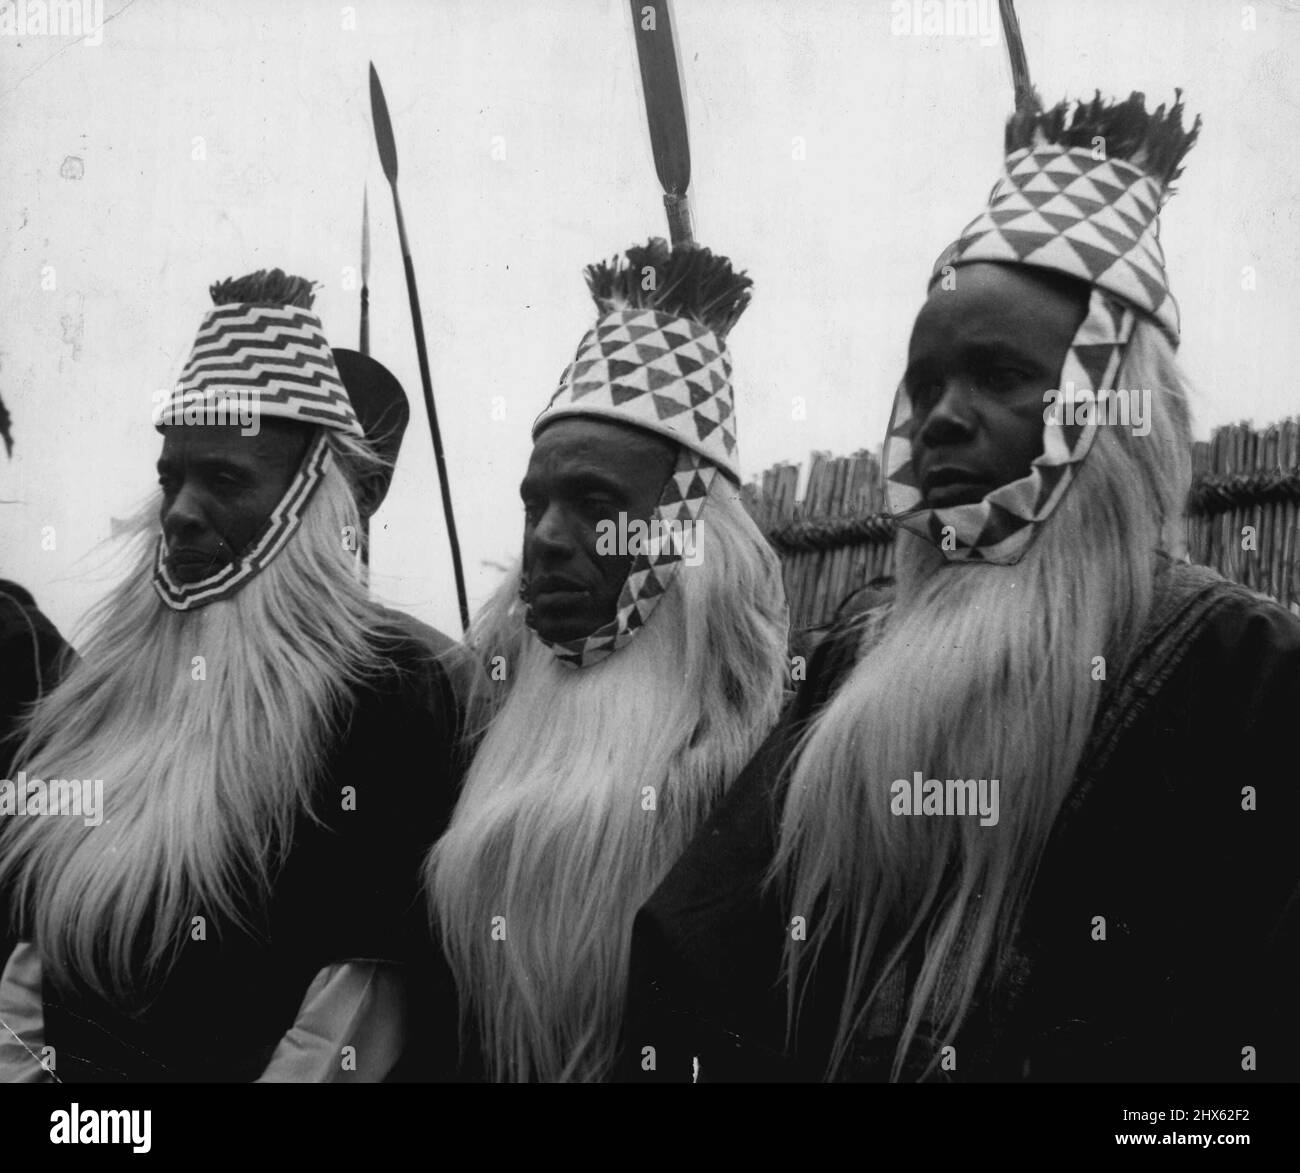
[0,270,463,1082]
[420,238,789,1082]
[622,92,1300,1084]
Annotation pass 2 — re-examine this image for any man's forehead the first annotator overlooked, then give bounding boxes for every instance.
[157,420,310,463]
[910,263,1088,359]
[527,418,676,479]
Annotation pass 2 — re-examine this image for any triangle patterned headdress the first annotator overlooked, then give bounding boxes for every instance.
[883,92,1200,565]
[528,239,752,668]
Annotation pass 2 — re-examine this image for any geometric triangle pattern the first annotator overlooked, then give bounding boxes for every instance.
[532,308,740,482]
[882,288,1135,565]
[528,447,717,669]
[934,146,1180,343]
[158,304,364,438]
[152,431,334,610]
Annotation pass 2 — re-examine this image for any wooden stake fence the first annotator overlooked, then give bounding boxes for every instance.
[747,418,1300,631]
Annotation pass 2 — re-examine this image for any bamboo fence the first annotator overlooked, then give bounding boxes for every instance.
[747,418,1300,631]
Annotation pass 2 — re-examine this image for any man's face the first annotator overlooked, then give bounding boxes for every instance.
[156,419,313,583]
[520,418,677,643]
[905,262,1089,509]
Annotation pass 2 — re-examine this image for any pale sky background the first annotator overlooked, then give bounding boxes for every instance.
[2,0,1298,641]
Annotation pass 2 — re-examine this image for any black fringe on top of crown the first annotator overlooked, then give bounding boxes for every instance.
[584,238,753,341]
[209,268,318,309]
[1006,90,1202,196]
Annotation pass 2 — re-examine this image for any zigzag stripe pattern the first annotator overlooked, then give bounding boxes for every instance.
[152,433,334,610]
[158,305,363,437]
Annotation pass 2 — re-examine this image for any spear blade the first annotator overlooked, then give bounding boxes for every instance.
[628,0,693,245]
[369,61,399,184]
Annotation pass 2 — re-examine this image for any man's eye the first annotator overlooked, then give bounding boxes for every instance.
[911,382,943,411]
[580,498,619,521]
[975,367,1027,392]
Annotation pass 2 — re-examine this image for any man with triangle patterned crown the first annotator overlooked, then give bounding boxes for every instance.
[622,92,1300,1082]
[0,270,463,1081]
[420,238,789,1082]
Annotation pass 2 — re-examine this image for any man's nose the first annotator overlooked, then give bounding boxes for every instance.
[526,503,578,560]
[161,483,206,544]
[917,378,978,448]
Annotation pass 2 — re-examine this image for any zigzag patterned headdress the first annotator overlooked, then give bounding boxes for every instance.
[152,270,361,611]
[528,239,752,668]
[883,92,1200,564]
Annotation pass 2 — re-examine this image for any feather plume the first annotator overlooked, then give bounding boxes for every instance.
[209,269,318,309]
[1006,90,1202,200]
[584,238,753,340]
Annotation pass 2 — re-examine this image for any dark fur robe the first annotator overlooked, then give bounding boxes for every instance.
[17,636,461,1082]
[620,562,1300,1082]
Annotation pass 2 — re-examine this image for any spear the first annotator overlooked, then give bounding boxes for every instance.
[358,186,372,576]
[998,0,1034,111]
[368,61,470,632]
[628,0,694,246]
[359,185,370,356]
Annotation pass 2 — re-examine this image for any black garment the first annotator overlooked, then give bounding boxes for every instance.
[0,581,72,977]
[620,563,1300,1082]
[0,580,72,780]
[31,636,461,1082]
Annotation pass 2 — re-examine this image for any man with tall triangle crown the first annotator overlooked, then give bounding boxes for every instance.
[419,237,789,1082]
[622,87,1300,1083]
[0,270,463,1081]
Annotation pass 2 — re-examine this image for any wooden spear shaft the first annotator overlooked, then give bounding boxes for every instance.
[359,186,371,575]
[998,0,1034,109]
[369,62,470,632]
[360,185,371,356]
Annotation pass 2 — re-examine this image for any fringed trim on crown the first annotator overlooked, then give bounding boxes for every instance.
[209,269,318,309]
[584,238,754,341]
[1006,90,1202,200]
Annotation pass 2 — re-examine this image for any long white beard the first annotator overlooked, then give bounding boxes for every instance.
[776,366,1191,1078]
[430,489,788,1082]
[0,456,405,1002]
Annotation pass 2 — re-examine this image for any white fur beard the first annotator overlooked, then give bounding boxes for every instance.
[1,463,388,1001]
[778,425,1164,1077]
[431,616,756,1082]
